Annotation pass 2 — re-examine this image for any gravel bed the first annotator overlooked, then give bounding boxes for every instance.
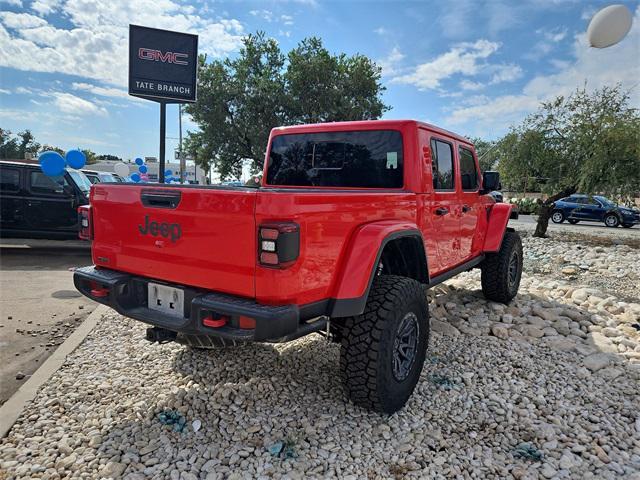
[1,239,640,479]
[521,234,640,301]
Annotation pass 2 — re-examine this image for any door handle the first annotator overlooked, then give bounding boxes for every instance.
[462,205,471,213]
[435,207,449,216]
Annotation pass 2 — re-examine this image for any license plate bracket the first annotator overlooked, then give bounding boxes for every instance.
[148,282,184,318]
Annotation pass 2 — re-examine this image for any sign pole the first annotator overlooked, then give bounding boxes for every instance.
[128,25,198,185]
[159,101,166,183]
[179,104,185,183]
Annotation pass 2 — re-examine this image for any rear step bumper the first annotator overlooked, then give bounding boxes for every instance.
[73,266,326,342]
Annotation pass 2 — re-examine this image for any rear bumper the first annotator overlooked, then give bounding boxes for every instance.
[73,266,324,342]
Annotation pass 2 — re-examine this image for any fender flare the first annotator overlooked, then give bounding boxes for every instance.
[329,221,427,318]
[483,202,513,252]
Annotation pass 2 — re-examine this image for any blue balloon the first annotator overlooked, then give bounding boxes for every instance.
[165,169,172,176]
[65,149,86,169]
[131,173,141,182]
[39,151,66,176]
[135,157,144,166]
[139,165,148,173]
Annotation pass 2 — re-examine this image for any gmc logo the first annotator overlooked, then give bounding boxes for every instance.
[138,47,188,65]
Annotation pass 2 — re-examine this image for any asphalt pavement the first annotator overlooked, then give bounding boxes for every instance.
[0,244,96,404]
[512,214,638,235]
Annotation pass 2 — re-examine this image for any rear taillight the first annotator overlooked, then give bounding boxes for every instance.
[258,223,300,268]
[78,205,93,240]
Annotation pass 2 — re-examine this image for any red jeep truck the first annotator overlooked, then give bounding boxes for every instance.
[74,120,522,413]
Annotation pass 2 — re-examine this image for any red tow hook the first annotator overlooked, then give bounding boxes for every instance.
[203,315,228,328]
[89,281,109,298]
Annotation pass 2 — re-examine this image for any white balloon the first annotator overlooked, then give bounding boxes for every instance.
[587,4,633,48]
[114,162,129,177]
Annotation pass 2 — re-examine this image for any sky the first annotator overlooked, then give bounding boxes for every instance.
[0,0,639,162]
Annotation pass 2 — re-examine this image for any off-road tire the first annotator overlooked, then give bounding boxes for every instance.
[551,210,565,223]
[340,275,429,414]
[604,214,620,228]
[568,219,579,224]
[481,230,523,304]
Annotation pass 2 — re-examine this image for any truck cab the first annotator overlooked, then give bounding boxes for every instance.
[0,160,92,240]
[74,120,521,413]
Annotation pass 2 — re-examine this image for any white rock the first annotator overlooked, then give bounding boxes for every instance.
[431,318,460,337]
[583,353,612,372]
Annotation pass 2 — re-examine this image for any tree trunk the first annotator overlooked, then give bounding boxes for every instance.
[533,186,577,238]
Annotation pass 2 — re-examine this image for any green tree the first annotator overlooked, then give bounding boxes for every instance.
[0,129,40,159]
[82,149,97,165]
[40,145,66,156]
[469,137,498,172]
[96,154,123,161]
[185,32,388,179]
[495,85,640,237]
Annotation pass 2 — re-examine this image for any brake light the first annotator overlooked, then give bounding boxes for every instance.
[258,223,300,268]
[78,205,93,240]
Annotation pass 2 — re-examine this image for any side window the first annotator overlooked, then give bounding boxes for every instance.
[29,171,69,195]
[430,139,454,190]
[459,147,479,191]
[0,168,20,192]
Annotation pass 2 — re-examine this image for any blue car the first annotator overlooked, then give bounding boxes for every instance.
[552,194,640,228]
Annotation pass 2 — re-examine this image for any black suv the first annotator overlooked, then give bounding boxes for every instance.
[0,160,92,239]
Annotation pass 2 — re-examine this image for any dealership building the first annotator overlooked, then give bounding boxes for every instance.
[86,158,207,184]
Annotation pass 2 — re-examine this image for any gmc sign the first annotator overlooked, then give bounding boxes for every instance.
[138,48,189,65]
[129,25,198,103]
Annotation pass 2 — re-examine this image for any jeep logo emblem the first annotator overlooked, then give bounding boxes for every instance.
[138,215,181,243]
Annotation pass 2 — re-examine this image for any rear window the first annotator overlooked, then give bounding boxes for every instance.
[0,168,20,192]
[459,146,479,191]
[29,171,69,195]
[266,130,404,188]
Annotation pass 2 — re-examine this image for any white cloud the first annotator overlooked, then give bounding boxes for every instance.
[249,9,274,22]
[31,0,62,15]
[378,47,405,77]
[281,14,294,26]
[545,28,567,43]
[393,40,500,90]
[446,7,640,133]
[526,27,568,60]
[374,27,387,36]
[0,12,47,28]
[50,92,108,117]
[71,82,128,99]
[489,64,523,84]
[0,0,22,6]
[0,0,244,87]
[460,80,484,91]
[0,88,10,94]
[15,86,35,94]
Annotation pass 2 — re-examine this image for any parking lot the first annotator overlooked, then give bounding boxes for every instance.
[512,214,638,234]
[0,243,95,404]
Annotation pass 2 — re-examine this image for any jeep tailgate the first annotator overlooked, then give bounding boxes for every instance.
[90,184,257,297]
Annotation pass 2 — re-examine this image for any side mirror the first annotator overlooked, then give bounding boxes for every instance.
[481,171,501,194]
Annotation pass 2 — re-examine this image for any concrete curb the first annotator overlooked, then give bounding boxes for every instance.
[0,238,91,250]
[0,304,109,438]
